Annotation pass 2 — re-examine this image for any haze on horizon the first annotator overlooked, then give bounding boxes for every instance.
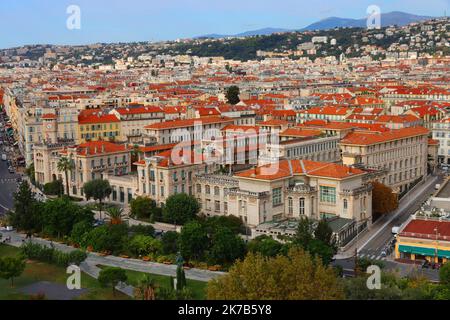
[0,0,448,49]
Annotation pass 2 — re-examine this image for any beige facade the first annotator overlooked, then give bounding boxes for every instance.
[340,127,429,194]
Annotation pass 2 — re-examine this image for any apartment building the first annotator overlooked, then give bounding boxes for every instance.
[34,140,132,200]
[78,111,122,143]
[340,126,429,194]
[110,105,165,143]
[134,147,218,206]
[432,118,450,165]
[143,116,235,145]
[194,159,372,242]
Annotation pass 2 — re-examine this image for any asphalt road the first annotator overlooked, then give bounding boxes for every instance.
[358,175,444,261]
[334,174,444,282]
[0,157,19,215]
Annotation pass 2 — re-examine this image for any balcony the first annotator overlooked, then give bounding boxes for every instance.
[286,184,316,195]
[340,185,373,196]
[227,188,270,198]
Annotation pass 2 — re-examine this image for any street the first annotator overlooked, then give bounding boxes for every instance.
[0,153,19,215]
[334,174,445,282]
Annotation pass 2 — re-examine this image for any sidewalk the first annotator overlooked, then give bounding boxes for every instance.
[335,175,439,259]
[0,229,225,283]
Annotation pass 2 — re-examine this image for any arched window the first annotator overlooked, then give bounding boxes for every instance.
[288,197,293,215]
[205,185,210,195]
[299,198,305,215]
[214,186,220,196]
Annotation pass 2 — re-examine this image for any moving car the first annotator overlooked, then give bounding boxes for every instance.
[391,226,400,235]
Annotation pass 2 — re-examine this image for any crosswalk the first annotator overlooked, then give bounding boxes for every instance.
[357,252,388,261]
[0,178,17,183]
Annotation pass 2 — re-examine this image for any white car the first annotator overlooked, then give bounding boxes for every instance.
[1,154,6,161]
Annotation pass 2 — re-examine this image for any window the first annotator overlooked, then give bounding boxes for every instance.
[288,197,293,215]
[214,186,220,196]
[224,202,228,214]
[272,188,282,206]
[320,186,336,204]
[196,184,202,193]
[299,198,305,215]
[205,185,211,195]
[215,201,220,212]
[343,199,348,211]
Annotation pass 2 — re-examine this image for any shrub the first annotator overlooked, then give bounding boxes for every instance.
[161,231,179,255]
[128,224,155,237]
[128,235,162,257]
[20,242,87,267]
[82,224,128,255]
[43,180,64,196]
[70,220,93,245]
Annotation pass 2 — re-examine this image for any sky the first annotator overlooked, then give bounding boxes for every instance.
[0,0,448,49]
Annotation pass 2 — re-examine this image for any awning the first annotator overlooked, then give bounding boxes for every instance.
[398,245,450,259]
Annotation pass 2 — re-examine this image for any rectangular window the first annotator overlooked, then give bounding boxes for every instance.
[215,200,220,212]
[272,187,282,206]
[320,186,336,204]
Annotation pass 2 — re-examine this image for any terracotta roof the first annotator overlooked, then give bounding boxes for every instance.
[235,159,365,181]
[115,106,163,115]
[341,127,429,146]
[280,128,322,138]
[401,219,450,240]
[75,141,129,156]
[145,116,233,130]
[78,111,120,124]
[42,113,57,120]
[375,115,421,124]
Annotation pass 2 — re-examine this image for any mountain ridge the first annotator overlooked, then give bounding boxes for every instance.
[197,11,436,39]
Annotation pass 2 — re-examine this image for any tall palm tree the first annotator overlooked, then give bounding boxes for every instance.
[57,156,74,197]
[105,206,125,225]
[134,275,157,300]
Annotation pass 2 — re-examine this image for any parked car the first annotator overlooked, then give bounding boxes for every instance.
[1,154,6,161]
[8,166,14,174]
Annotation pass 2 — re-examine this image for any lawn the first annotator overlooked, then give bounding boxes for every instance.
[98,266,207,300]
[0,244,130,300]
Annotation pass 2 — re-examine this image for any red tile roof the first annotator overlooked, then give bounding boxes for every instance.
[144,116,233,130]
[235,159,365,181]
[401,219,450,240]
[75,141,129,156]
[341,126,429,146]
[78,111,120,124]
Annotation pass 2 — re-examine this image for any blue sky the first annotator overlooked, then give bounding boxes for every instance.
[0,0,448,49]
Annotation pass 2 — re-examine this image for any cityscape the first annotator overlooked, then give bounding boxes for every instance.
[0,0,450,306]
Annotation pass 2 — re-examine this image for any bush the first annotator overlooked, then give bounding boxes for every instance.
[128,224,155,237]
[130,196,157,219]
[161,231,179,255]
[20,242,87,267]
[43,180,64,196]
[128,235,162,257]
[82,224,128,255]
[70,220,93,245]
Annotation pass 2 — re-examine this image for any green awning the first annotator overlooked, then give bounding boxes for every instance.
[398,245,450,259]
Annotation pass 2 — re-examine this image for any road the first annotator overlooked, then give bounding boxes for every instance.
[0,156,19,215]
[334,174,444,282]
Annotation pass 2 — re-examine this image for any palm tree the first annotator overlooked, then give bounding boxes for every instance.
[134,275,158,300]
[105,206,125,225]
[57,156,74,197]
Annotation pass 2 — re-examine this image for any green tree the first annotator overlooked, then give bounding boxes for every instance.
[82,224,128,254]
[8,181,39,232]
[176,265,187,291]
[98,267,128,296]
[439,263,450,286]
[161,231,179,255]
[43,180,64,196]
[0,256,26,288]
[204,215,243,235]
[40,197,94,238]
[128,235,162,257]
[134,275,157,300]
[57,156,74,197]
[83,179,112,218]
[163,193,200,225]
[207,248,344,300]
[105,206,125,225]
[70,220,94,245]
[179,221,209,261]
[25,164,36,185]
[247,235,283,257]
[207,226,246,265]
[225,86,240,105]
[130,196,157,219]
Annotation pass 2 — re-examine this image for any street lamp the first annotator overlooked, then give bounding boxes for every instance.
[434,227,440,265]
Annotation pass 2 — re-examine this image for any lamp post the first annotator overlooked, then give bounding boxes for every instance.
[434,227,440,265]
